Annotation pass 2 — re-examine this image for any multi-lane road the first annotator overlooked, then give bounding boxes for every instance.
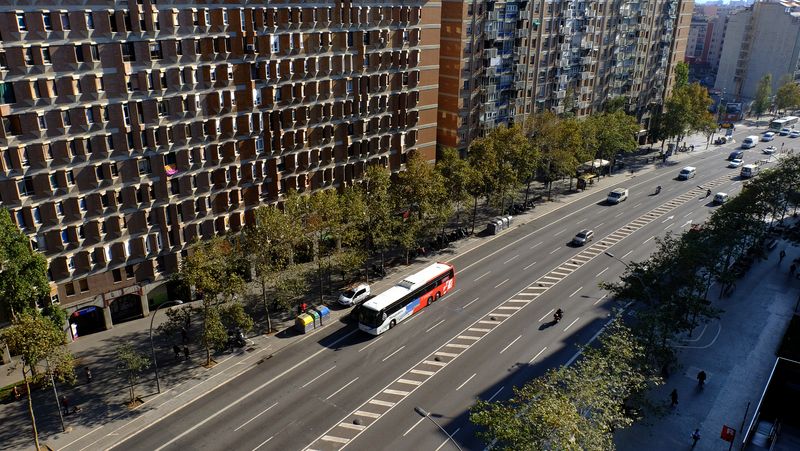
[114,126,784,451]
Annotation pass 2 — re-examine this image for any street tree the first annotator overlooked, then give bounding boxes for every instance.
[467,125,531,212]
[674,61,689,89]
[116,343,150,406]
[0,209,51,321]
[435,147,474,226]
[775,75,800,113]
[0,311,75,450]
[661,83,716,147]
[175,237,247,366]
[219,301,254,333]
[753,73,773,119]
[589,110,640,168]
[361,164,397,270]
[604,96,628,113]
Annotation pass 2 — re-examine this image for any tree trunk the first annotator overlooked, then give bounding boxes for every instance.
[261,279,272,334]
[471,196,478,234]
[24,371,40,451]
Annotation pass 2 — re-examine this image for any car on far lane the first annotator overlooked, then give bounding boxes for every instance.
[728,158,743,168]
[338,283,371,306]
[791,130,800,138]
[781,128,792,136]
[763,146,777,155]
[572,229,594,246]
[713,192,729,205]
[762,131,776,141]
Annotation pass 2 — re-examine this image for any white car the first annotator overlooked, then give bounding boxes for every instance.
[780,128,792,136]
[763,146,777,155]
[338,283,371,306]
[790,130,800,138]
[728,158,743,168]
[713,192,729,205]
[606,188,629,204]
[762,131,776,141]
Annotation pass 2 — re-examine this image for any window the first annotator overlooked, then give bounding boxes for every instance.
[222,10,229,25]
[48,79,58,96]
[21,148,30,166]
[66,170,75,185]
[79,279,89,292]
[86,13,94,29]
[24,48,34,65]
[79,196,87,211]
[346,79,354,94]
[38,114,46,129]
[138,158,151,174]
[75,45,84,62]
[61,229,70,244]
[95,165,105,180]
[65,283,75,296]
[33,207,41,224]
[16,13,26,31]
[56,201,64,216]
[270,35,279,53]
[122,42,134,62]
[68,257,75,270]
[49,173,58,189]
[15,210,26,227]
[44,14,53,31]
[86,108,94,123]
[113,268,122,282]
[90,45,99,61]
[17,176,34,196]
[61,110,71,126]
[42,47,52,64]
[150,42,162,60]
[61,12,71,30]
[125,265,134,279]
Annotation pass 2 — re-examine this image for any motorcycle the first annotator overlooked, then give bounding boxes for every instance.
[655,186,662,195]
[553,309,564,323]
[229,328,246,348]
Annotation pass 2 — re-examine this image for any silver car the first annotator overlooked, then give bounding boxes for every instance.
[338,283,371,306]
[572,229,594,246]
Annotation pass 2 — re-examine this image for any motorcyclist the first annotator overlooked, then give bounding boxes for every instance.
[655,185,662,194]
[554,308,564,322]
[706,189,712,198]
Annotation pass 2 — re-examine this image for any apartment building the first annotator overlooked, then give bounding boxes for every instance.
[438,0,693,150]
[0,1,440,334]
[715,0,800,102]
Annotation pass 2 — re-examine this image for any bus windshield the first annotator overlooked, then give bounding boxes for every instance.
[358,307,383,328]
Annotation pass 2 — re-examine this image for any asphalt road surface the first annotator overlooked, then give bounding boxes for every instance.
[114,126,783,451]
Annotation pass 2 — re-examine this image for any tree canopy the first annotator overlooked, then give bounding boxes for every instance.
[0,209,50,320]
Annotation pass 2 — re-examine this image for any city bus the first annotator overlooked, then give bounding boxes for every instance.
[769,116,799,131]
[358,262,456,335]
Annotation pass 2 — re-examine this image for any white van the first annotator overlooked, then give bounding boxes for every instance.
[678,166,696,180]
[741,164,759,178]
[741,135,759,149]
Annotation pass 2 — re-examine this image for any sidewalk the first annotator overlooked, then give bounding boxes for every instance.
[615,239,800,450]
[0,130,731,450]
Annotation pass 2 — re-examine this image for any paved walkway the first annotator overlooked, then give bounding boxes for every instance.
[615,236,800,451]
[0,125,764,450]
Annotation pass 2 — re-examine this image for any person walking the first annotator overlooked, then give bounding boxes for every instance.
[173,344,181,361]
[697,370,707,389]
[84,366,93,384]
[61,395,70,415]
[691,428,701,448]
[670,389,678,407]
[183,346,189,360]
[780,249,787,264]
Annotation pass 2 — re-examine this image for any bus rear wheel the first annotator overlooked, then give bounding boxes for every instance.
[427,296,433,306]
[435,292,441,301]
[389,319,396,329]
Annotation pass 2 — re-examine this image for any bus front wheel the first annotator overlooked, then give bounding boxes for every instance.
[389,319,396,329]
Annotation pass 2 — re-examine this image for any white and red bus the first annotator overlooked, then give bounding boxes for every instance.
[358,262,456,335]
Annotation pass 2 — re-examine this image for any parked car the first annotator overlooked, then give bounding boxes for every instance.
[606,188,629,204]
[715,136,735,145]
[763,146,777,155]
[713,192,729,205]
[728,158,743,168]
[790,130,800,138]
[572,229,594,246]
[762,131,776,141]
[780,127,792,136]
[338,283,371,306]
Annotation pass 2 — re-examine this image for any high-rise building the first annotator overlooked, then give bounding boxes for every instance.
[715,0,800,101]
[0,3,440,333]
[438,0,693,149]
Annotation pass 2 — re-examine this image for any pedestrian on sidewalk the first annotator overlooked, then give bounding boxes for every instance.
[670,389,678,407]
[12,386,20,400]
[173,344,181,361]
[780,249,787,264]
[61,395,70,415]
[697,370,706,389]
[690,428,701,448]
[183,346,189,360]
[84,366,93,384]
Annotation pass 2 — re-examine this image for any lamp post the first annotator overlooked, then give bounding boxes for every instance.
[414,406,463,451]
[604,251,649,296]
[149,300,183,394]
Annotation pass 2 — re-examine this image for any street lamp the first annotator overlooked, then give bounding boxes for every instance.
[604,251,649,297]
[414,406,463,451]
[149,300,183,394]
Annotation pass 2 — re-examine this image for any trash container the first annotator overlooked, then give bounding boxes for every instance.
[307,309,321,327]
[294,314,314,334]
[312,305,331,322]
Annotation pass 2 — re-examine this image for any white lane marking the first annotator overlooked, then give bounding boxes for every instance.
[632,203,642,208]
[615,211,625,217]
[358,336,383,353]
[596,267,609,277]
[434,428,460,451]
[234,402,278,432]
[530,241,543,249]
[549,247,560,255]
[569,287,582,298]
[403,417,426,437]
[621,250,633,259]
[661,215,674,223]
[462,298,479,309]
[643,236,654,245]
[499,335,522,354]
[684,212,693,218]
[487,386,505,402]
[381,345,406,362]
[475,271,491,281]
[456,373,477,391]
[325,377,360,401]
[301,366,336,388]
[152,328,359,451]
[553,228,568,237]
[563,317,580,332]
[575,218,586,225]
[594,294,608,305]
[664,223,674,230]
[539,309,554,322]
[681,220,693,228]
[252,436,274,451]
[503,255,519,264]
[529,347,547,364]
[448,288,461,297]
[523,261,537,270]
[596,222,605,228]
[426,319,446,333]
[494,278,509,289]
